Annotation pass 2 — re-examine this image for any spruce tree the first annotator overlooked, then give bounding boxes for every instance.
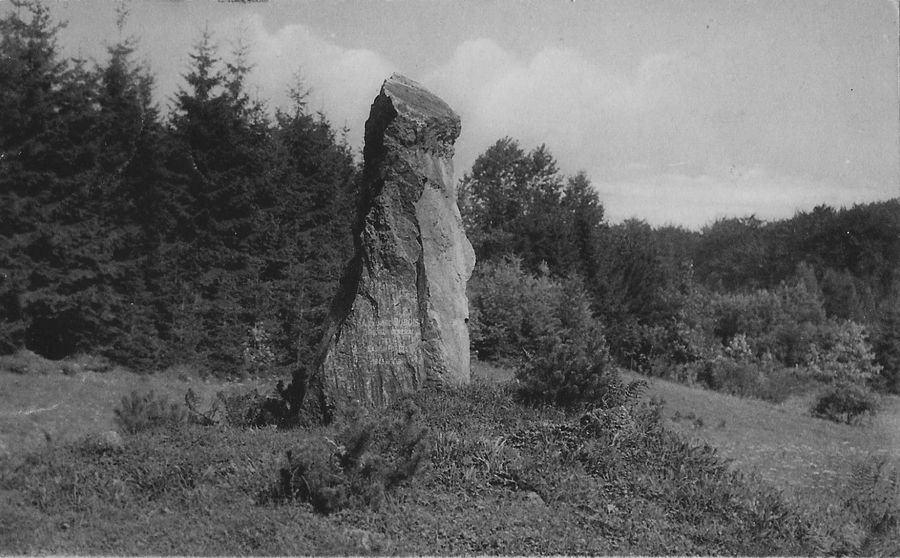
[269,79,357,368]
[0,0,106,357]
[86,6,168,366]
[163,31,276,374]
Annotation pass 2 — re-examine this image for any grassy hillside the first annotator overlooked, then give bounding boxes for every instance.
[0,352,268,458]
[0,356,897,555]
[621,369,900,502]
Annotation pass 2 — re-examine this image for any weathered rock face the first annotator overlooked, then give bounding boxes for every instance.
[302,74,474,420]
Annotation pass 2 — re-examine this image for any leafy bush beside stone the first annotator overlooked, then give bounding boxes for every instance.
[467,256,598,364]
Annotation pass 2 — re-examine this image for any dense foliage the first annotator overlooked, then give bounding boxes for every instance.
[0,2,357,376]
[462,137,899,399]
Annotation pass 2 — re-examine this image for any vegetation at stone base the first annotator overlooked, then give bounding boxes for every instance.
[7,378,892,556]
[272,400,430,514]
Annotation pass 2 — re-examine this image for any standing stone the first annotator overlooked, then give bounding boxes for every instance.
[300,74,474,421]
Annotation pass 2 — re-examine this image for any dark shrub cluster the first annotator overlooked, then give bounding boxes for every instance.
[273,401,429,514]
[872,304,900,394]
[516,326,642,409]
[811,382,878,425]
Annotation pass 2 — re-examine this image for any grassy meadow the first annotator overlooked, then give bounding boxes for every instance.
[621,369,900,502]
[1,353,898,555]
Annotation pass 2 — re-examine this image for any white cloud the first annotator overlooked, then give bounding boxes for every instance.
[422,39,895,228]
[213,14,396,149]
[423,39,652,174]
[169,22,893,229]
[594,167,887,229]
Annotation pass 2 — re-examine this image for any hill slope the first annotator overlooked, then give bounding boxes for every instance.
[620,369,900,502]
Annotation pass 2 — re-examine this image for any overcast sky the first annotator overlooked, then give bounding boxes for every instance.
[34,0,900,229]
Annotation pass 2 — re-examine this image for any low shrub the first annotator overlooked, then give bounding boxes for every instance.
[705,361,815,403]
[695,357,766,398]
[811,382,878,425]
[183,385,295,428]
[503,397,814,555]
[114,390,188,434]
[803,456,900,555]
[515,325,643,409]
[274,400,429,514]
[608,317,714,375]
[215,388,292,428]
[843,457,900,555]
[673,355,811,403]
[60,353,115,375]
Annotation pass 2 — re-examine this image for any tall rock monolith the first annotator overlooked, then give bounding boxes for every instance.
[299,74,474,422]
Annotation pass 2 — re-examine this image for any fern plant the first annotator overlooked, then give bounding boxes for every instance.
[845,457,900,555]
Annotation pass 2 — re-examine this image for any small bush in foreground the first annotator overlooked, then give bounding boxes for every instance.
[274,401,429,514]
[114,390,188,434]
[845,456,900,555]
[804,456,900,556]
[811,382,878,425]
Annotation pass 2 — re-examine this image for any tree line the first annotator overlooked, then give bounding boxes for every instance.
[0,1,357,376]
[462,138,900,394]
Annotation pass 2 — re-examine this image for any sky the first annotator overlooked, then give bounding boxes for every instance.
[30,0,900,229]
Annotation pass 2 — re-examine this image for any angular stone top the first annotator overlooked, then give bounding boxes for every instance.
[382,74,458,125]
[366,74,461,157]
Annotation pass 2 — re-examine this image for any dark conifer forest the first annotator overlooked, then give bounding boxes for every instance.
[2,1,898,394]
[1,1,358,376]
